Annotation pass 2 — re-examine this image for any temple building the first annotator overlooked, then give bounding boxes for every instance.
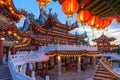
[0,0,120,80]
[92,34,118,53]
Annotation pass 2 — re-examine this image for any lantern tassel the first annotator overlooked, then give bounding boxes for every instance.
[67,16,71,26]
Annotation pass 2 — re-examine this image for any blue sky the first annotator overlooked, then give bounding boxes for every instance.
[13,0,120,45]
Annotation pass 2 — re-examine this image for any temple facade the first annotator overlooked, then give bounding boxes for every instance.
[92,34,118,53]
[1,0,120,80]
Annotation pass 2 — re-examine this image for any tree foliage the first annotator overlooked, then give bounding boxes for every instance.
[113,48,120,54]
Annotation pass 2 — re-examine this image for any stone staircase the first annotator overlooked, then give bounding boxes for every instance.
[0,64,12,80]
[93,61,120,80]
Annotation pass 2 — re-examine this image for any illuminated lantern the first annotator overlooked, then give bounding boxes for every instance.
[95,20,104,29]
[58,0,65,4]
[8,31,12,35]
[102,20,107,28]
[115,16,120,24]
[36,0,51,7]
[77,10,91,24]
[87,16,99,27]
[0,0,10,5]
[105,19,111,27]
[62,0,79,18]
[107,16,114,21]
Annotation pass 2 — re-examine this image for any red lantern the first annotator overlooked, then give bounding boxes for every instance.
[87,16,99,27]
[115,16,120,24]
[95,20,104,29]
[107,16,114,21]
[36,0,51,7]
[105,19,111,27]
[77,10,91,24]
[62,0,79,18]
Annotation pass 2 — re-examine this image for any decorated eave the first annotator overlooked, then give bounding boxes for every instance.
[29,20,84,40]
[92,34,116,42]
[0,0,26,23]
[46,50,101,57]
[40,14,78,31]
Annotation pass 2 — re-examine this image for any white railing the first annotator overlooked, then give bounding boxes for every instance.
[100,59,120,79]
[10,51,49,65]
[8,53,33,80]
[47,44,98,51]
[102,53,120,60]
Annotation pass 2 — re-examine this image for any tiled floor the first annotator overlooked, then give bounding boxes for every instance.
[48,66,95,80]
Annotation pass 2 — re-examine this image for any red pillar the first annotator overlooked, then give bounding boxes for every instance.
[35,62,38,70]
[0,35,3,63]
[90,57,92,65]
[6,47,9,61]
[26,63,31,76]
[11,46,15,55]
[45,61,48,75]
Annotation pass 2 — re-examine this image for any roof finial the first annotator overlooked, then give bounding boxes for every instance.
[49,8,52,14]
[102,31,104,35]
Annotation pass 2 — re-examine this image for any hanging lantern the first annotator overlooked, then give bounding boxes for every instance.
[107,16,114,21]
[95,20,104,29]
[36,0,51,8]
[105,19,111,27]
[0,0,10,5]
[77,10,91,24]
[102,20,107,28]
[62,0,79,18]
[87,16,99,27]
[115,16,120,24]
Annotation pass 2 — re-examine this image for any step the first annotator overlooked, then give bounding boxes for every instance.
[0,64,12,80]
[94,73,115,79]
[96,68,106,71]
[95,71,109,74]
[93,76,114,80]
[0,77,13,80]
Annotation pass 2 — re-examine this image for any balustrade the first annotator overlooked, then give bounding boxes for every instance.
[8,53,33,80]
[47,44,98,51]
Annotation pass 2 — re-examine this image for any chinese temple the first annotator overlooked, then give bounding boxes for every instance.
[0,0,120,80]
[92,34,118,53]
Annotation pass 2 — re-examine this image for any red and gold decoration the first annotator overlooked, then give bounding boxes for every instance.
[62,0,79,18]
[115,16,120,24]
[87,16,99,28]
[0,0,10,5]
[77,10,91,25]
[36,0,51,8]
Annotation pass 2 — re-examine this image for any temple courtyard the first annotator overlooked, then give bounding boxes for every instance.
[48,66,94,80]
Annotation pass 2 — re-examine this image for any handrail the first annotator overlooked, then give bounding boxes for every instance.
[8,55,33,80]
[99,59,120,79]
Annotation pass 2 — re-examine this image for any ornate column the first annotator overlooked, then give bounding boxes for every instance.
[26,63,31,76]
[11,46,15,55]
[92,56,96,69]
[6,47,9,61]
[58,56,62,76]
[77,56,81,73]
[0,34,3,63]
[45,61,48,75]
